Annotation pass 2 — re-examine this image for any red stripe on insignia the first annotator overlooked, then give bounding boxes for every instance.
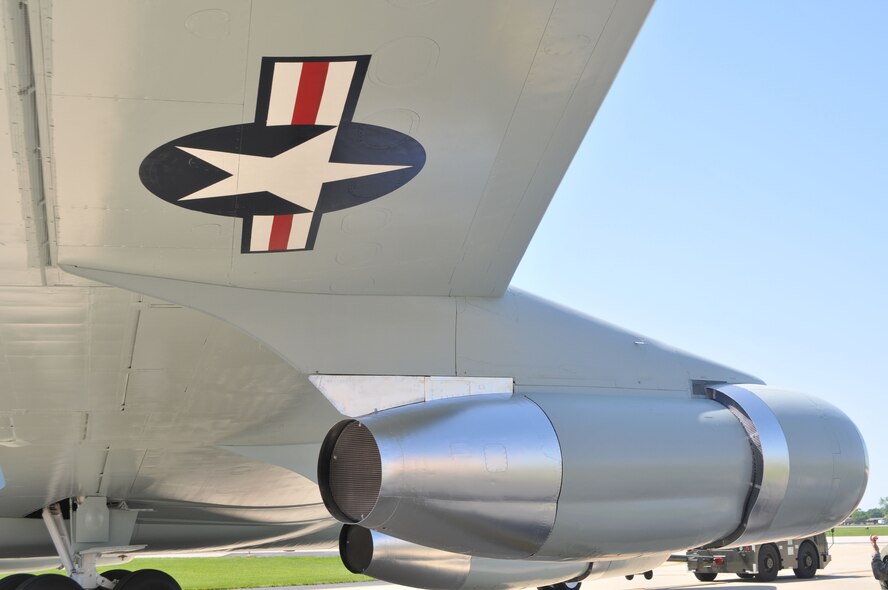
[268,214,294,251]
[291,62,329,125]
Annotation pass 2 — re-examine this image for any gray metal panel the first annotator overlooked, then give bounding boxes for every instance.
[33,0,652,296]
[51,95,238,282]
[0,278,344,541]
[530,392,753,559]
[0,1,49,287]
[449,0,654,295]
[65,266,459,377]
[721,385,869,546]
[457,289,761,389]
[50,1,252,104]
[67,266,760,392]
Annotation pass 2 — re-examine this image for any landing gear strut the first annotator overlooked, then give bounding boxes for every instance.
[34,502,181,590]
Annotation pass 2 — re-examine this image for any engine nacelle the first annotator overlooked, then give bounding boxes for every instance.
[318,385,867,560]
[340,525,667,590]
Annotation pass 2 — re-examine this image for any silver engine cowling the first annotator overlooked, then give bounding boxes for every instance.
[319,385,867,560]
[340,525,668,590]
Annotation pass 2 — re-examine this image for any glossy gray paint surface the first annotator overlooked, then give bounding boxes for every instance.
[524,393,753,559]
[0,0,868,569]
[65,268,760,391]
[727,385,869,546]
[343,527,668,590]
[323,396,562,558]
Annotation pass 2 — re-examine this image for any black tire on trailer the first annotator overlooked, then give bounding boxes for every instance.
[15,575,82,590]
[737,572,754,579]
[694,572,717,581]
[793,541,819,579]
[0,574,34,590]
[754,544,780,582]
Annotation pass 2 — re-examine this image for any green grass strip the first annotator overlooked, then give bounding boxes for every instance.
[832,525,888,537]
[2,556,373,590]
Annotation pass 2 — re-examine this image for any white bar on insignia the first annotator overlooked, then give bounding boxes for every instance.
[287,212,313,250]
[267,62,303,126]
[315,61,357,126]
[250,215,274,251]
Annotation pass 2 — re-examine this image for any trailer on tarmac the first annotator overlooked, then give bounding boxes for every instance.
[670,532,832,582]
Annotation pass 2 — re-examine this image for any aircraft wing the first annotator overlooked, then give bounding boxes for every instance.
[0,3,869,583]
[28,0,653,297]
[0,0,658,557]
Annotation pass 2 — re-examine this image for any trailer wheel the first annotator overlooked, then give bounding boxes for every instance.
[694,573,717,582]
[754,544,780,582]
[793,541,819,579]
[736,573,754,579]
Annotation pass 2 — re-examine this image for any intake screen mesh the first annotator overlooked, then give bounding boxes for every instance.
[329,421,382,521]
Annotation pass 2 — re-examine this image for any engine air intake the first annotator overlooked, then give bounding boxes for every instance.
[321,420,382,523]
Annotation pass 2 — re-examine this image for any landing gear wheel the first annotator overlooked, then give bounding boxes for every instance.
[114,571,180,590]
[754,544,780,582]
[694,572,717,582]
[624,575,634,580]
[0,574,34,590]
[101,571,133,586]
[793,542,819,579]
[16,575,82,590]
[643,570,653,580]
[737,572,754,579]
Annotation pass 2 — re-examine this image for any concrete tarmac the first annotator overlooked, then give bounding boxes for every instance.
[265,537,878,590]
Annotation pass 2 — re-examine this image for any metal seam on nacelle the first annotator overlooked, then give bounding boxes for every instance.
[569,561,597,583]
[705,384,790,547]
[520,395,565,557]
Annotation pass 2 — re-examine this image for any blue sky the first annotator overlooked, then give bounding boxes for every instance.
[513,1,888,509]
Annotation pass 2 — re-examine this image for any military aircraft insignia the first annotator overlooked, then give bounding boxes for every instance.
[140,56,426,253]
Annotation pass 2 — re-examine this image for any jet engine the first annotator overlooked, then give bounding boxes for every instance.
[339,525,668,590]
[318,384,867,560]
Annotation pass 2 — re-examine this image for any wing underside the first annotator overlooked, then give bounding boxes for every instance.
[16,0,653,296]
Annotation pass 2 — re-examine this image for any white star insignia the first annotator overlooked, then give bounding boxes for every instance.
[176,129,409,212]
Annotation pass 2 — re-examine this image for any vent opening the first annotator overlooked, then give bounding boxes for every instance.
[340,525,374,574]
[319,420,382,523]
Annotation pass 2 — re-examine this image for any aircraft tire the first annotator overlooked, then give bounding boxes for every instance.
[0,574,34,590]
[15,575,82,590]
[736,572,754,579]
[693,572,717,581]
[624,575,633,580]
[643,570,653,580]
[793,541,819,579]
[539,582,580,590]
[114,570,180,590]
[101,570,133,585]
[754,544,780,582]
